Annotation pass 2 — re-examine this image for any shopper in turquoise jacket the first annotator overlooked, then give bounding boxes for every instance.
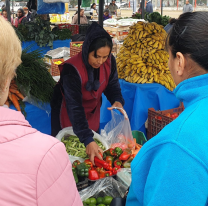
[127,12,208,206]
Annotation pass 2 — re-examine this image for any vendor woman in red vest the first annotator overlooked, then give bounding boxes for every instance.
[51,22,125,163]
[14,8,27,27]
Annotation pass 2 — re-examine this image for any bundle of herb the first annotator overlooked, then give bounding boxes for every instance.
[16,47,56,104]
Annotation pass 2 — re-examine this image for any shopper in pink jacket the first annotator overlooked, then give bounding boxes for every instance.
[0,16,83,206]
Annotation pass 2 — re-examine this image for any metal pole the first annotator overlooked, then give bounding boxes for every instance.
[161,0,163,16]
[99,0,104,27]
[78,0,81,25]
[12,0,14,20]
[141,0,145,19]
[6,0,11,22]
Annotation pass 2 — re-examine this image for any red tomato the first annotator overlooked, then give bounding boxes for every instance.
[165,113,171,117]
[157,116,162,120]
[171,113,178,119]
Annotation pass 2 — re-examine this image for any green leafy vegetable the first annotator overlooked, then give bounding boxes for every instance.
[16,47,56,103]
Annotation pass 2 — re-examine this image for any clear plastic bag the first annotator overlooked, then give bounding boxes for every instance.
[37,0,65,14]
[116,168,132,187]
[101,109,135,150]
[79,177,128,201]
[56,127,109,163]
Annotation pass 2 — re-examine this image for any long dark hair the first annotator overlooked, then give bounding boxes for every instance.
[89,37,113,57]
[91,3,96,8]
[166,12,208,71]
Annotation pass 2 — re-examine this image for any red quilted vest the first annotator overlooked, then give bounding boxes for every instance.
[59,52,111,132]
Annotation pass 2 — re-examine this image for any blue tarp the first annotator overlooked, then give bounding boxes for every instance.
[100,79,180,135]
[22,39,71,54]
[10,80,179,136]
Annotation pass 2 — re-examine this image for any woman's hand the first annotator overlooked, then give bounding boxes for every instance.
[86,141,103,165]
[108,101,128,119]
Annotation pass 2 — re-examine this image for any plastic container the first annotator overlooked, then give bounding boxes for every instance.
[70,41,83,57]
[132,131,147,145]
[147,104,184,140]
[51,58,64,76]
[88,175,116,186]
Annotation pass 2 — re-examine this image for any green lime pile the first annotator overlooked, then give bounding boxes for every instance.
[83,196,113,206]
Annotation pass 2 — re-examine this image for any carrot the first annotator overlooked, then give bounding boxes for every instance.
[134,138,136,144]
[11,94,21,111]
[8,92,13,101]
[132,148,141,155]
[9,88,19,94]
[135,143,142,149]
[15,92,24,100]
[10,85,18,90]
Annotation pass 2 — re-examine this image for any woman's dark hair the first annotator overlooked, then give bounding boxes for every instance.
[104,9,109,14]
[1,8,6,15]
[91,3,96,8]
[18,8,25,16]
[169,18,177,24]
[167,12,208,71]
[89,37,113,57]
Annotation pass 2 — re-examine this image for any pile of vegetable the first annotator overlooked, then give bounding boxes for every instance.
[52,27,72,40]
[72,43,83,47]
[71,139,142,184]
[5,80,26,115]
[83,196,113,206]
[132,12,171,27]
[16,16,56,48]
[117,21,176,91]
[146,12,171,27]
[16,47,56,104]
[61,136,105,158]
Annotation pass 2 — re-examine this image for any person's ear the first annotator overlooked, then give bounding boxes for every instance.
[176,52,185,76]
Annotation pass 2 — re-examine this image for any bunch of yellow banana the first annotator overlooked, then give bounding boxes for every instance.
[116,21,176,91]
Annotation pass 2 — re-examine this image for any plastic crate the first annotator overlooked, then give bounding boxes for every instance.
[58,24,79,36]
[147,105,184,140]
[79,24,90,35]
[51,58,64,76]
[132,131,147,145]
[70,41,83,57]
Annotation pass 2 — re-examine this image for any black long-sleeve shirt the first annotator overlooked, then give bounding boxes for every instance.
[51,55,124,146]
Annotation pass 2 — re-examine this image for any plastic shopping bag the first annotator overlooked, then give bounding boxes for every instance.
[56,127,109,163]
[37,0,65,14]
[79,177,128,201]
[101,108,135,150]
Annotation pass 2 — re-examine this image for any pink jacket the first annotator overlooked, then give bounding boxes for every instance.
[0,107,83,206]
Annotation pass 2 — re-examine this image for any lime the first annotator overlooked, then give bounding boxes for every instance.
[97,204,105,206]
[103,196,113,205]
[88,204,96,206]
[83,198,90,204]
[89,197,97,204]
[83,202,88,206]
[97,197,104,204]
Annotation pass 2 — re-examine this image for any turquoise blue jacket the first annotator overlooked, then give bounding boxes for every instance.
[127,74,208,206]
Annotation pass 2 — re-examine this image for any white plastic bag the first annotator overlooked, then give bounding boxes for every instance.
[101,109,135,150]
[56,127,109,163]
[79,177,128,201]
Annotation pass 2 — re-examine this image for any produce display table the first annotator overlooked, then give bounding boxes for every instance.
[9,80,179,136]
[100,79,180,135]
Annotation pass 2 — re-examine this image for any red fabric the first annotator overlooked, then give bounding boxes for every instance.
[14,16,25,27]
[59,52,111,132]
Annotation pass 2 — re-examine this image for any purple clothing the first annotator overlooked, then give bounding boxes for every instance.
[103,14,111,21]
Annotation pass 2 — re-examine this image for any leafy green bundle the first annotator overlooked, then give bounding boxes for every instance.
[16,47,56,103]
